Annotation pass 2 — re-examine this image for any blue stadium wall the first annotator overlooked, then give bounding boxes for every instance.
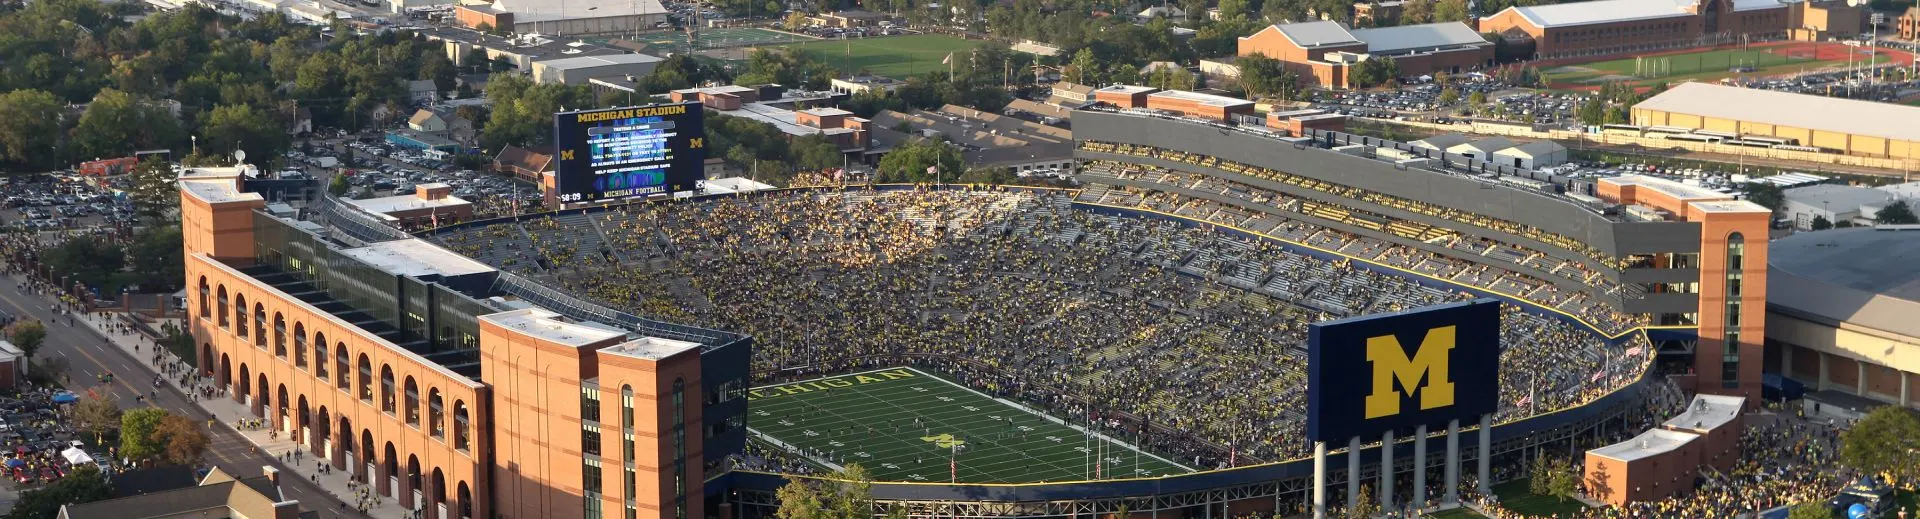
[419,185,1686,505]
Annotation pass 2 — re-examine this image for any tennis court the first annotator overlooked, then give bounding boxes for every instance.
[749,367,1192,483]
[775,34,985,78]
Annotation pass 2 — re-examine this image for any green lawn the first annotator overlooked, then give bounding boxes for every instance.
[776,34,986,78]
[748,367,1191,483]
[1490,480,1591,518]
[1544,48,1884,89]
[1425,508,1490,519]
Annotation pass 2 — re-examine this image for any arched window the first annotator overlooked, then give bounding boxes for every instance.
[314,337,328,379]
[357,355,374,403]
[252,304,266,347]
[288,323,302,360]
[234,294,249,338]
[336,344,351,391]
[198,277,210,319]
[453,400,471,451]
[403,376,420,426]
[671,378,686,519]
[271,313,285,352]
[216,286,230,329]
[299,331,317,369]
[380,365,396,413]
[428,388,444,438]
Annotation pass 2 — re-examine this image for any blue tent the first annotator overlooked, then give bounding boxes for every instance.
[51,391,77,404]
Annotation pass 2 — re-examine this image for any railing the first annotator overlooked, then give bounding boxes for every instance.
[313,196,412,244]
[489,270,740,347]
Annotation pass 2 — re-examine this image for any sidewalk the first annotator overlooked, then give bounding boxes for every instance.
[75,311,415,519]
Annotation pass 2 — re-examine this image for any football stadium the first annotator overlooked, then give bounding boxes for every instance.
[184,97,1765,519]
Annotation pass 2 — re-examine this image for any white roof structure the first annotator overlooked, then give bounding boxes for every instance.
[1097,84,1160,95]
[179,179,264,204]
[1749,172,1829,188]
[339,239,495,278]
[534,53,665,70]
[1347,22,1489,54]
[1603,174,1730,201]
[480,308,628,347]
[1147,89,1253,108]
[1589,428,1699,462]
[1411,134,1472,150]
[1493,0,1701,28]
[341,192,471,215]
[701,177,775,195]
[1636,82,1920,144]
[1662,394,1745,432]
[1492,140,1568,158]
[1262,21,1363,48]
[489,0,668,23]
[1447,137,1518,155]
[800,107,854,117]
[601,336,703,361]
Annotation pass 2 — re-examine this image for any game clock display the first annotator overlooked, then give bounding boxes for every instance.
[552,103,707,203]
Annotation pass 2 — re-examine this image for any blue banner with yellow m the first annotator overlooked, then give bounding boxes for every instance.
[1306,299,1501,443]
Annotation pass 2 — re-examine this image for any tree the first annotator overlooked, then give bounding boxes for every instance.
[1528,456,1552,496]
[1348,485,1379,519]
[1811,215,1833,230]
[5,320,48,360]
[1787,503,1835,519]
[330,174,351,196]
[1468,91,1487,106]
[153,414,210,466]
[1577,97,1606,125]
[119,408,170,464]
[73,387,122,445]
[200,104,291,167]
[1067,48,1101,86]
[126,226,185,291]
[1876,199,1918,225]
[1741,182,1785,213]
[71,89,182,162]
[1401,0,1434,23]
[774,464,902,519]
[875,138,963,184]
[5,465,112,519]
[1841,406,1920,486]
[1436,87,1459,105]
[1547,463,1577,503]
[44,236,127,292]
[1432,0,1469,22]
[129,157,180,223]
[783,11,810,31]
[0,89,67,171]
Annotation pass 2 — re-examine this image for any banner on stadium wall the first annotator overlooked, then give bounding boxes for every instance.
[1306,299,1501,443]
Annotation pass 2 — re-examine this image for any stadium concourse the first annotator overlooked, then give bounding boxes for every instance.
[429,188,1653,470]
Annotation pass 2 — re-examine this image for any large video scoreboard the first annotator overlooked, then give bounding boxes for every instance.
[552,102,706,203]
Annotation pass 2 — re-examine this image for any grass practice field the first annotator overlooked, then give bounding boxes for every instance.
[749,367,1191,483]
[627,27,812,53]
[776,35,985,78]
[1544,44,1885,89]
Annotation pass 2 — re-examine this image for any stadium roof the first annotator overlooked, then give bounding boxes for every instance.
[1347,22,1489,54]
[179,179,264,204]
[1602,174,1729,201]
[1769,228,1920,340]
[340,239,495,278]
[1588,428,1698,462]
[1636,82,1920,144]
[479,308,627,348]
[489,0,668,23]
[1661,394,1744,432]
[1493,0,1698,28]
[341,192,472,216]
[601,337,703,361]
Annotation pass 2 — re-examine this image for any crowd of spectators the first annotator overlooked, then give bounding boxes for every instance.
[432,188,1651,466]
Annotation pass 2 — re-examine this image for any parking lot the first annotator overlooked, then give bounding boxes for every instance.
[1,174,138,232]
[1307,76,1585,128]
[0,389,102,491]
[336,139,541,216]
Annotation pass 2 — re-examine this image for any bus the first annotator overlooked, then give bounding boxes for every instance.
[1666,134,1724,144]
[1725,139,1774,148]
[1772,144,1824,153]
[1601,124,1645,136]
[1646,126,1693,135]
[1692,130,1738,139]
[1740,135,1798,146]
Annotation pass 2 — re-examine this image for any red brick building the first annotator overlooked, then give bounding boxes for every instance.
[1584,395,1744,507]
[1479,0,1861,59]
[1237,21,1493,88]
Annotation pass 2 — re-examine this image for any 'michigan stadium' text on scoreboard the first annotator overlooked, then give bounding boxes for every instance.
[552,102,707,203]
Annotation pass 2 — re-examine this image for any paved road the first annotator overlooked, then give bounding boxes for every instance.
[0,275,366,518]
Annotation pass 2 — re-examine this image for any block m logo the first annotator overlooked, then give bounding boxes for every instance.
[1363,325,1456,419]
[560,150,575,160]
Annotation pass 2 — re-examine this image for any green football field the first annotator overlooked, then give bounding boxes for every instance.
[1543,44,1884,88]
[748,367,1192,483]
[776,35,986,78]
